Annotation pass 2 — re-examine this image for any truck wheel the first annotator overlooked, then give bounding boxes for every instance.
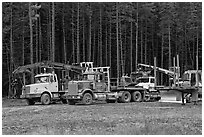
[41,93,51,105]
[26,99,35,105]
[132,91,142,102]
[68,100,76,105]
[120,91,131,103]
[82,93,93,105]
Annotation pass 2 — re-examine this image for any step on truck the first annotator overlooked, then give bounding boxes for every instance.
[63,62,161,105]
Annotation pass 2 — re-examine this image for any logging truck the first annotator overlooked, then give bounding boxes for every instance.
[63,62,161,105]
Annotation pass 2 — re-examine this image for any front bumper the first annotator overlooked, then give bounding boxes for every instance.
[20,94,41,99]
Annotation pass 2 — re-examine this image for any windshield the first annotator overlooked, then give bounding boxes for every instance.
[83,74,94,81]
[35,76,49,83]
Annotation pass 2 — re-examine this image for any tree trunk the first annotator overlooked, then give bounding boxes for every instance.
[140,24,143,64]
[8,2,13,97]
[97,28,100,66]
[105,22,108,66]
[135,2,138,71]
[109,14,112,76]
[92,27,95,64]
[116,2,120,85]
[62,3,67,63]
[22,9,25,65]
[83,14,85,62]
[145,18,147,64]
[72,5,75,63]
[130,11,133,73]
[161,33,164,85]
[76,2,80,63]
[99,5,102,66]
[47,4,50,61]
[39,14,42,62]
[88,3,92,62]
[120,19,124,76]
[52,2,55,62]
[152,23,154,65]
[36,17,38,63]
[168,23,171,68]
[29,2,34,83]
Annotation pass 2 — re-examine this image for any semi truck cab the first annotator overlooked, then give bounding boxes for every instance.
[65,71,109,105]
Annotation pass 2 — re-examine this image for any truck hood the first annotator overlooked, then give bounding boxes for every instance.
[25,83,49,88]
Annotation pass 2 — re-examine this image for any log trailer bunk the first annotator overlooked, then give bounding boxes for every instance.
[63,62,161,105]
[138,60,202,105]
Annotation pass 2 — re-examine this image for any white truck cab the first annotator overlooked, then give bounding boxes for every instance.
[136,77,155,89]
[21,73,60,105]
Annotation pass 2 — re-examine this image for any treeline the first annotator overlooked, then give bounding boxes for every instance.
[2,2,202,96]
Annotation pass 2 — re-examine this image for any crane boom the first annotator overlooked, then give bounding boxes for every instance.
[138,63,175,77]
[12,61,85,74]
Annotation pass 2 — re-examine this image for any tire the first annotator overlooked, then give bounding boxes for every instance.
[131,91,142,102]
[61,99,68,104]
[41,93,51,105]
[68,99,76,105]
[120,91,131,103]
[26,99,35,105]
[82,93,93,105]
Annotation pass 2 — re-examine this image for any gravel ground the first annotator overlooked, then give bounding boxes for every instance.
[2,99,202,135]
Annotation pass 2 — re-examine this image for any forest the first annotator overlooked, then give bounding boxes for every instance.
[2,2,202,97]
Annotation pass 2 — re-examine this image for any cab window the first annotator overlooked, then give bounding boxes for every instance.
[50,75,56,82]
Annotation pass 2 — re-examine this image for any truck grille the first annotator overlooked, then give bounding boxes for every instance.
[68,83,78,95]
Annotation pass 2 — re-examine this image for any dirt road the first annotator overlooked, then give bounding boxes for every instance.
[2,99,202,135]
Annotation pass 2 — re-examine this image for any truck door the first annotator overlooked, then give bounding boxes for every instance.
[149,78,155,88]
[95,74,107,92]
[48,74,58,92]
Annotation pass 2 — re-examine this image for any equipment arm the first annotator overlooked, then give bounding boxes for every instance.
[138,63,174,77]
[12,61,85,74]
